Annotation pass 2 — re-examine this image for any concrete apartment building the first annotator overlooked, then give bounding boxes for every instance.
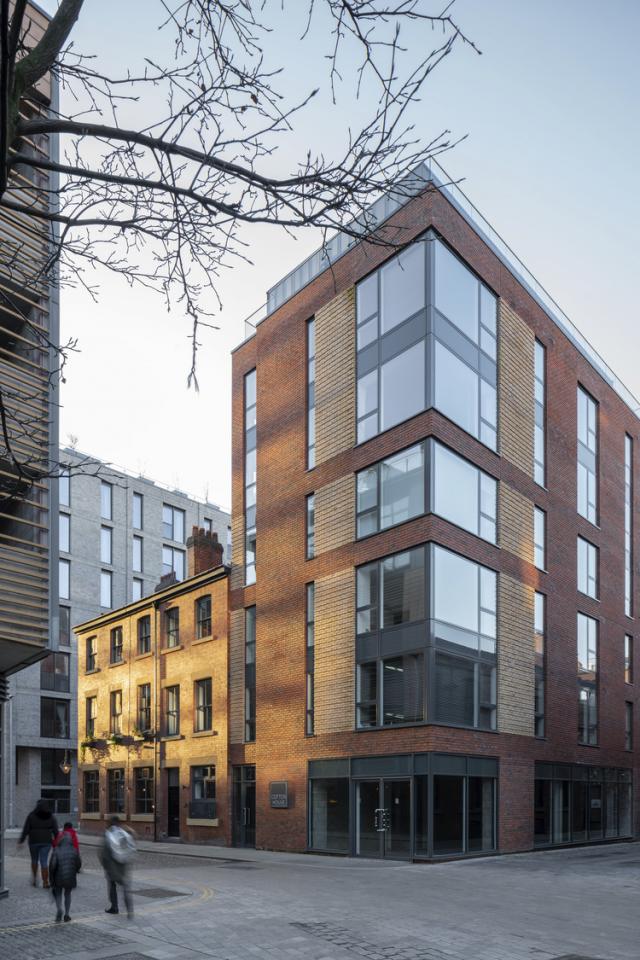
[0,3,59,894]
[3,448,229,830]
[228,162,638,860]
[75,529,229,843]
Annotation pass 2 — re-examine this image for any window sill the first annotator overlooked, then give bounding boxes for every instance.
[108,660,126,669]
[85,667,100,676]
[192,636,213,645]
[130,813,154,822]
[160,734,183,742]
[355,719,498,734]
[135,651,153,661]
[192,730,216,738]
[186,817,219,827]
[161,644,183,654]
[104,812,126,819]
[80,812,101,820]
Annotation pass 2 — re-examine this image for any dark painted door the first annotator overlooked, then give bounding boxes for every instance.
[232,765,256,847]
[167,768,180,837]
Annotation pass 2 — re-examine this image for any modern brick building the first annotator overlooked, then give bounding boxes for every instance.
[228,162,639,859]
[0,2,59,894]
[75,529,229,843]
[3,446,230,832]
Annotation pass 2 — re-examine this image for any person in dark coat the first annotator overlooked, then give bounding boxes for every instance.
[18,799,59,888]
[98,816,135,918]
[49,832,81,922]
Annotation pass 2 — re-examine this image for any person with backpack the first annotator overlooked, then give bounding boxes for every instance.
[18,798,59,888]
[99,816,136,918]
[49,831,81,922]
[53,821,80,851]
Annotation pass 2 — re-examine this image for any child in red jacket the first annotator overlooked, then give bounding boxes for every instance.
[53,821,79,851]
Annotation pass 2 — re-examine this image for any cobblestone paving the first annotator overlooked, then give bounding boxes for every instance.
[1,840,639,960]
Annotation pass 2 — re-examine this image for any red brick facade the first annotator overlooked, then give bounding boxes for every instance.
[230,183,639,856]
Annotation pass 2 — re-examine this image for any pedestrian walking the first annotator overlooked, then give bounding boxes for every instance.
[18,798,59,888]
[99,816,136,918]
[53,820,80,851]
[49,831,81,922]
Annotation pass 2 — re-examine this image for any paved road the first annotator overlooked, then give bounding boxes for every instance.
[1,837,639,960]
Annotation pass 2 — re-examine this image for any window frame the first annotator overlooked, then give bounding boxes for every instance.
[306,493,315,560]
[244,606,256,742]
[577,385,599,525]
[83,770,100,814]
[132,491,144,530]
[100,480,113,521]
[137,615,151,655]
[164,685,180,737]
[165,607,180,648]
[195,595,212,639]
[110,689,123,735]
[110,625,124,664]
[534,507,546,571]
[577,536,599,600]
[194,677,213,732]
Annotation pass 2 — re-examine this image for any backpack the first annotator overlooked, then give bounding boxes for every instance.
[107,826,136,864]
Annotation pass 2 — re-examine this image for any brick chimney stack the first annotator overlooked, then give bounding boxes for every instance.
[187,526,224,577]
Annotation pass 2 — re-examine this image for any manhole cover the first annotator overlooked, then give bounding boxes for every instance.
[132,887,189,899]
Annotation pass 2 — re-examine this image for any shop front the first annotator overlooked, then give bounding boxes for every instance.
[308,752,497,861]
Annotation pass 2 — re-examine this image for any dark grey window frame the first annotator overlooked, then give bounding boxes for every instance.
[41,697,70,739]
[194,677,213,732]
[307,317,316,469]
[41,651,70,692]
[577,384,599,525]
[134,766,154,814]
[356,437,497,544]
[534,763,632,847]
[355,232,498,451]
[355,542,497,733]
[577,612,598,746]
[244,369,257,585]
[244,606,256,742]
[306,583,315,736]
[534,340,546,486]
[83,770,99,814]
[306,493,315,559]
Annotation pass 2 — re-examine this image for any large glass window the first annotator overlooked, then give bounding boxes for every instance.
[356,236,497,449]
[245,606,256,742]
[41,698,69,738]
[309,778,350,853]
[534,340,546,486]
[432,545,497,730]
[625,434,633,617]
[41,652,70,692]
[356,437,498,543]
[577,537,598,599]
[245,369,257,584]
[306,583,315,735]
[577,612,598,745]
[577,386,598,524]
[432,442,496,542]
[433,775,464,855]
[59,606,70,646]
[535,592,545,738]
[535,764,632,846]
[41,749,71,787]
[307,318,315,468]
[356,544,495,731]
[162,504,185,542]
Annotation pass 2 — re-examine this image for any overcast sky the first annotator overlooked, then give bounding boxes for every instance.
[40,0,640,510]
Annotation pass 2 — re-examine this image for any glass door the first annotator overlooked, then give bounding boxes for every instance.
[232,765,256,848]
[356,779,411,859]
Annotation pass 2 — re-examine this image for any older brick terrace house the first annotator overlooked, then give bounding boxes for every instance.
[75,529,229,844]
[228,162,639,859]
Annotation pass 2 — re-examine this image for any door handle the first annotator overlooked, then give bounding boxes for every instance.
[375,807,386,832]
